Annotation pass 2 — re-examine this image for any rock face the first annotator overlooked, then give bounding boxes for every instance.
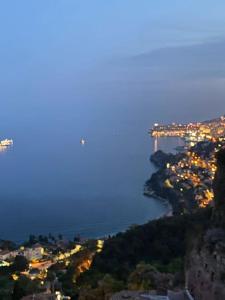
[186,149,225,300]
[187,228,225,300]
[213,149,225,226]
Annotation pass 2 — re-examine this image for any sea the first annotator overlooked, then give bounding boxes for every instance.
[0,85,183,242]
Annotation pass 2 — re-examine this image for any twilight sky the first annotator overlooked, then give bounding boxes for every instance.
[0,1,225,121]
[1,1,225,80]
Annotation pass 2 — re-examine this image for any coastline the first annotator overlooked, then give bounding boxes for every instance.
[144,189,173,218]
[145,138,218,216]
[144,148,187,215]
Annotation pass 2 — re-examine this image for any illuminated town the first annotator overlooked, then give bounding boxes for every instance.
[146,115,225,212]
[164,146,217,209]
[0,236,104,299]
[150,115,225,146]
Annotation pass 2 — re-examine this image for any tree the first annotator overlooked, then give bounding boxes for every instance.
[49,233,55,241]
[128,263,156,290]
[46,270,56,282]
[12,280,26,300]
[12,276,40,300]
[12,255,28,272]
[74,235,81,243]
[28,235,37,245]
[38,235,48,243]
[98,274,125,294]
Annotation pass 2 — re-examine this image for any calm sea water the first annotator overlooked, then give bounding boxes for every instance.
[0,88,182,242]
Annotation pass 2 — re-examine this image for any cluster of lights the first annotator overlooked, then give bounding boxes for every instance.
[166,150,217,208]
[3,232,106,300]
[56,245,82,261]
[150,116,225,146]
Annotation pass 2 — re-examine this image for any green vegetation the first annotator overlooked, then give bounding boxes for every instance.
[0,209,212,300]
[0,275,14,300]
[12,256,28,272]
[12,276,41,300]
[76,208,211,299]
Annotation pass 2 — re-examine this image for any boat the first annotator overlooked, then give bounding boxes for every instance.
[0,139,13,147]
[80,138,86,145]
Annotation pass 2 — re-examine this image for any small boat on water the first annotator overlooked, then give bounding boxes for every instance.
[80,138,86,145]
[0,139,13,147]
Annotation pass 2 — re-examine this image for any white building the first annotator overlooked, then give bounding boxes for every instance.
[23,244,44,261]
[0,250,18,261]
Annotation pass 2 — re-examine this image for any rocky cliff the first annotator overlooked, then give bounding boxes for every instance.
[186,149,225,300]
[213,149,225,226]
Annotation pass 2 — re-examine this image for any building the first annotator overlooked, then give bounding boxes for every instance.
[23,244,44,261]
[0,249,18,260]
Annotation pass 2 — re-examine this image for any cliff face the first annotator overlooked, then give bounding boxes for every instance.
[213,149,225,225]
[187,149,225,300]
[187,228,225,300]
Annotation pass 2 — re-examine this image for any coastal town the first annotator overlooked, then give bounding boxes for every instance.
[0,236,104,299]
[146,115,225,213]
[150,115,225,145]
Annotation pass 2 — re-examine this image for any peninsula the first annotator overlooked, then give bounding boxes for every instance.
[146,115,225,214]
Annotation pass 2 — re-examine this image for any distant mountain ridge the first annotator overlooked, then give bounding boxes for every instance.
[126,39,225,81]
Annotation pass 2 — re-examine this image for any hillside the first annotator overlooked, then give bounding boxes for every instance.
[76,208,211,299]
[74,149,225,300]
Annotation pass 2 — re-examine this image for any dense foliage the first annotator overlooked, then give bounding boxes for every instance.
[77,207,211,298]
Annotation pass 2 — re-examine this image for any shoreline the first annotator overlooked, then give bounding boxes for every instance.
[144,148,187,215]
[145,138,219,216]
[144,189,173,218]
[2,191,172,245]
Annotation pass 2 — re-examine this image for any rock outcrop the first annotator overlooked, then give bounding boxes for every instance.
[186,148,225,300]
[150,150,185,168]
[213,149,225,226]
